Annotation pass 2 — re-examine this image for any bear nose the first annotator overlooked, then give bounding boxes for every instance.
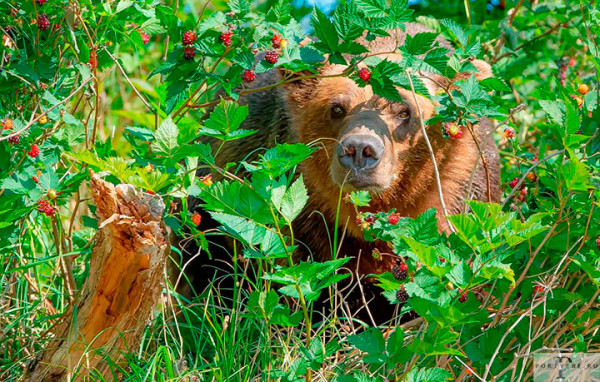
[337,135,384,170]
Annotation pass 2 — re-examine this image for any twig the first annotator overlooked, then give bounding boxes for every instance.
[501,149,565,208]
[405,68,455,233]
[465,122,492,202]
[0,79,92,142]
[103,47,154,112]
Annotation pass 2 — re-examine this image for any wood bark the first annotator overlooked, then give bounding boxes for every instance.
[27,171,170,381]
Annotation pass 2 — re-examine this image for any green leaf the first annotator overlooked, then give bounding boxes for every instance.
[348,328,385,355]
[348,191,371,207]
[198,100,252,141]
[280,176,308,222]
[311,7,339,53]
[440,19,467,46]
[152,118,179,157]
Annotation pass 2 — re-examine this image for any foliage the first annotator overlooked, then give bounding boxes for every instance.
[1,0,599,381]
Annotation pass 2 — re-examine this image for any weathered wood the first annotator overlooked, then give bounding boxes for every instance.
[27,171,169,381]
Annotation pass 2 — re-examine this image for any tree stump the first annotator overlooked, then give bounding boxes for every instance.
[27,171,170,381]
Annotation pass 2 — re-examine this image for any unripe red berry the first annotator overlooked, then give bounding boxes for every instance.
[182,30,196,45]
[219,31,233,47]
[504,127,515,139]
[192,212,201,226]
[38,14,50,31]
[569,57,576,67]
[388,213,399,225]
[578,84,589,95]
[2,118,13,130]
[139,30,150,44]
[358,68,371,82]
[509,177,520,188]
[183,46,195,60]
[533,285,544,294]
[32,176,39,183]
[28,144,40,158]
[596,236,600,250]
[443,122,463,139]
[264,50,279,64]
[200,174,213,186]
[271,34,282,48]
[36,0,48,6]
[242,69,256,82]
[146,190,155,195]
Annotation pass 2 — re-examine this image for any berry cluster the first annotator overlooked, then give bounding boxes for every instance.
[272,34,282,48]
[442,122,463,139]
[183,47,195,60]
[38,14,50,31]
[139,30,150,45]
[356,212,376,230]
[504,127,516,139]
[192,212,202,226]
[392,262,408,280]
[358,68,371,83]
[37,199,55,216]
[264,51,279,64]
[242,69,256,82]
[1,118,13,130]
[182,31,197,45]
[28,144,40,158]
[219,31,233,47]
[396,287,409,303]
[508,176,530,202]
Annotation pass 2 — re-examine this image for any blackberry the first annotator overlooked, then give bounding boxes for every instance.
[396,287,409,303]
[392,263,408,280]
[271,34,282,48]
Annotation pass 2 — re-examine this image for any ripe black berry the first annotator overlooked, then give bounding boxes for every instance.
[459,292,468,303]
[38,14,50,31]
[392,263,408,280]
[396,287,409,303]
[264,50,279,64]
[8,135,19,144]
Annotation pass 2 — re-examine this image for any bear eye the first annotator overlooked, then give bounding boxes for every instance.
[398,110,410,119]
[331,105,346,119]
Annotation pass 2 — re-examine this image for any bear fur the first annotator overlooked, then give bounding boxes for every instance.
[184,23,500,322]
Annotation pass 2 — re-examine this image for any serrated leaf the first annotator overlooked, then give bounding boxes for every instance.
[152,118,179,157]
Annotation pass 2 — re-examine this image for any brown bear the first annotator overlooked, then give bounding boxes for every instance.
[187,23,500,322]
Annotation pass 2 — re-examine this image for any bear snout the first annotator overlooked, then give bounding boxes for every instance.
[336,134,385,171]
